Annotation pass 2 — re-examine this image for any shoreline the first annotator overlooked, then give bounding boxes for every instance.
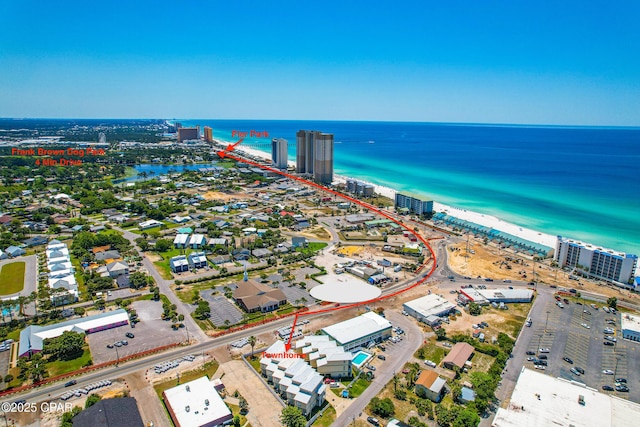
[218,139,557,249]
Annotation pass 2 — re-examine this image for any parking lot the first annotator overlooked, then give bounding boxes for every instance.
[86,302,185,364]
[199,291,244,327]
[519,298,640,402]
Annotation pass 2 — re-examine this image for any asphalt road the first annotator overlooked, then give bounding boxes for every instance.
[333,310,423,425]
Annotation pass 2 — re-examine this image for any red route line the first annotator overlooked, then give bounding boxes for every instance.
[217,150,437,350]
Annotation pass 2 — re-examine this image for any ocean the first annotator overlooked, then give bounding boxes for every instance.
[180,120,640,256]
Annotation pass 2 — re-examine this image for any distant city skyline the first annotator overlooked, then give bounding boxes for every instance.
[1,1,639,126]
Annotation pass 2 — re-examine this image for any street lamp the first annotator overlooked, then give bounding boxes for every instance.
[110,342,120,366]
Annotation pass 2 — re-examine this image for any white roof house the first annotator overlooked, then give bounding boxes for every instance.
[188,234,206,247]
[163,376,232,427]
[138,219,163,229]
[321,312,392,351]
[173,233,189,246]
[493,367,640,427]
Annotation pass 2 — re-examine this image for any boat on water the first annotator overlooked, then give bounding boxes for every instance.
[368,140,375,143]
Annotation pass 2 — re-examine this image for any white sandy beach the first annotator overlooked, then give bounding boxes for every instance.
[217,139,556,248]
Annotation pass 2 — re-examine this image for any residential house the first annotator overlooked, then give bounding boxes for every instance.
[442,342,474,370]
[232,249,250,261]
[170,256,189,273]
[106,261,129,278]
[252,248,272,258]
[292,237,307,248]
[415,370,446,402]
[5,246,26,257]
[210,255,231,265]
[23,236,48,247]
[188,234,206,249]
[138,219,163,230]
[188,252,208,269]
[95,250,121,262]
[173,233,189,249]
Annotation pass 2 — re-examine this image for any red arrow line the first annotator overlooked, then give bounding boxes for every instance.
[217,151,438,352]
[225,138,244,152]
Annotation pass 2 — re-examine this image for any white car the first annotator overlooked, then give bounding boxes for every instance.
[581,323,590,329]
[603,369,614,375]
[604,336,617,342]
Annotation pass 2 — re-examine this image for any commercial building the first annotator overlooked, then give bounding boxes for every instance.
[621,313,640,342]
[415,370,446,402]
[492,367,640,427]
[442,342,474,370]
[555,236,637,286]
[403,294,455,325]
[233,278,287,313]
[18,309,129,358]
[296,130,334,184]
[293,335,352,378]
[163,376,233,427]
[395,193,433,216]
[177,126,200,142]
[72,397,144,427]
[271,137,288,169]
[458,288,533,305]
[203,126,213,142]
[260,341,326,417]
[321,312,392,352]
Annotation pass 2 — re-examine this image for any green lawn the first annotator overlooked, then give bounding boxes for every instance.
[47,347,92,377]
[312,406,336,427]
[153,361,220,399]
[0,262,25,295]
[415,343,446,364]
[343,376,371,398]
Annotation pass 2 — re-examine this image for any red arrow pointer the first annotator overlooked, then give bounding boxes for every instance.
[285,314,299,352]
[217,138,244,159]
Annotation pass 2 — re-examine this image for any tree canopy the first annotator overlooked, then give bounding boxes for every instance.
[280,406,306,427]
[45,331,85,360]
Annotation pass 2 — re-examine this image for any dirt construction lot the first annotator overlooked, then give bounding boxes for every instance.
[87,302,184,364]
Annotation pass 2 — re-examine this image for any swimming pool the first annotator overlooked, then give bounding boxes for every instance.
[352,350,372,368]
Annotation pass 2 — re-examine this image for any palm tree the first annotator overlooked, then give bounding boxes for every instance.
[248,336,257,358]
[30,291,38,318]
[17,296,27,318]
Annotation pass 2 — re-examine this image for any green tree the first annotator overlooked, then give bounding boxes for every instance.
[435,327,447,341]
[4,374,13,383]
[394,389,407,400]
[85,393,101,408]
[280,406,306,427]
[468,302,482,316]
[248,336,257,358]
[74,307,85,317]
[232,415,241,427]
[607,297,617,309]
[369,397,395,418]
[129,271,149,289]
[60,405,82,427]
[453,407,481,427]
[45,331,85,360]
[154,238,172,252]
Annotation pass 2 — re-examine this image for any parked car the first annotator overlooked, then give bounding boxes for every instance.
[603,369,614,375]
[604,336,617,342]
[575,367,585,374]
[583,310,591,315]
[539,348,550,353]
[563,357,573,364]
[616,378,627,384]
[125,332,135,339]
[615,385,629,392]
[377,355,386,361]
[581,323,590,329]
[424,360,437,368]
[526,351,535,355]
[604,341,615,346]
[602,385,614,391]
[106,344,114,349]
[367,417,380,426]
[570,367,581,376]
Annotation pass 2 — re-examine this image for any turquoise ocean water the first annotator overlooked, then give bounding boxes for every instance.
[179,120,640,257]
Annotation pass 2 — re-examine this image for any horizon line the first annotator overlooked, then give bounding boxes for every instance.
[2,117,640,130]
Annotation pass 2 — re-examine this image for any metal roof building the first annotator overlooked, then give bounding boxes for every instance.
[403,294,455,324]
[321,312,392,351]
[493,367,640,427]
[163,376,232,427]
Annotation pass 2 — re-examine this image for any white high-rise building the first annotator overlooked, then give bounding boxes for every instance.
[271,137,288,169]
[555,236,637,286]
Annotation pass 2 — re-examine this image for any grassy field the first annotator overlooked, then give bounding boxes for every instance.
[47,347,92,377]
[0,262,25,295]
[415,342,447,363]
[312,406,336,426]
[153,360,220,399]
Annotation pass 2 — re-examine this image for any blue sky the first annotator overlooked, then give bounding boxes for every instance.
[1,1,639,125]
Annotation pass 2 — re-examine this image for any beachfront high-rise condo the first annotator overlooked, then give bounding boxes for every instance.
[296,130,334,184]
[203,126,213,142]
[555,236,638,286]
[395,193,434,216]
[271,137,288,169]
[177,126,199,142]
